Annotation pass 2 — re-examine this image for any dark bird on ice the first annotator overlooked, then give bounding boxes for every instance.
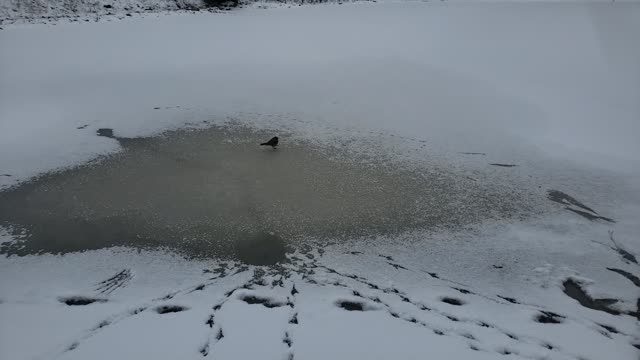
[260,136,279,148]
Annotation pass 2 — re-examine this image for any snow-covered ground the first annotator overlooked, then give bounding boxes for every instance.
[0,0,210,24]
[0,0,354,24]
[1,2,640,360]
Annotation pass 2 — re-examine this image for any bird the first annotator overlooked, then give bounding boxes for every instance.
[260,136,279,149]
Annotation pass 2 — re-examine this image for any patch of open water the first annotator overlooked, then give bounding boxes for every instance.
[0,124,536,264]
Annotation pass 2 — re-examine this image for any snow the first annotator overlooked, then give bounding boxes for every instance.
[1,2,640,360]
[0,0,207,22]
[1,244,638,360]
[2,2,640,187]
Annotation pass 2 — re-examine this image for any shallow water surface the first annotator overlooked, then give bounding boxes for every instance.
[0,125,532,262]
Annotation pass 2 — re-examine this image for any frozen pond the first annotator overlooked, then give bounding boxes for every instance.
[0,124,536,262]
[0,2,639,360]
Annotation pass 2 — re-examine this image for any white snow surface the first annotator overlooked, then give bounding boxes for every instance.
[0,0,633,23]
[0,0,206,22]
[1,2,640,360]
[1,2,639,184]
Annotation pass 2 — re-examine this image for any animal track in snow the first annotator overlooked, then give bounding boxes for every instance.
[239,294,286,308]
[387,262,409,270]
[440,297,465,306]
[95,269,133,295]
[59,296,107,306]
[534,311,565,324]
[497,295,519,304]
[283,332,292,347]
[336,300,368,311]
[155,305,189,314]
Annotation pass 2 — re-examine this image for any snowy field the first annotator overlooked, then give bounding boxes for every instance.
[1,2,640,360]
